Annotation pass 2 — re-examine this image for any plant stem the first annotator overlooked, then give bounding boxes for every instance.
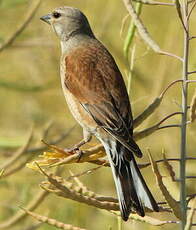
[180,0,189,228]
[123,2,142,59]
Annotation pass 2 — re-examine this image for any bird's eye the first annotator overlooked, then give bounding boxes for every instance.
[53,12,61,18]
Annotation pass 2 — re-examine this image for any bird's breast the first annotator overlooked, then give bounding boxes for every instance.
[60,56,98,133]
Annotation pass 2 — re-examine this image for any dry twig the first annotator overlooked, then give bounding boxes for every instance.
[148,151,182,219]
[0,0,41,52]
[20,208,86,230]
[0,190,48,229]
[122,0,182,61]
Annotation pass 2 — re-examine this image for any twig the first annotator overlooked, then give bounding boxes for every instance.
[26,126,76,154]
[157,112,182,125]
[22,223,42,230]
[139,157,196,168]
[148,151,182,219]
[175,0,188,33]
[134,0,174,6]
[67,165,103,181]
[0,0,41,52]
[187,0,196,20]
[158,124,181,130]
[2,127,75,177]
[134,79,183,129]
[188,71,196,74]
[120,14,129,37]
[134,112,182,140]
[122,0,183,61]
[189,36,196,40]
[0,80,53,92]
[20,208,87,230]
[123,2,142,59]
[186,80,196,83]
[0,127,33,170]
[184,198,196,230]
[160,79,183,98]
[2,154,34,178]
[0,190,49,229]
[133,97,162,128]
[190,89,196,122]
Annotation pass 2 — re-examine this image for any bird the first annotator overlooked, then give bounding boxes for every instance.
[40,6,159,221]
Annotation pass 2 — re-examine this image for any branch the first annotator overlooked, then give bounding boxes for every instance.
[24,126,76,154]
[26,112,183,169]
[187,0,196,20]
[0,80,53,92]
[175,0,188,33]
[190,89,196,122]
[139,157,196,169]
[20,208,86,230]
[134,0,174,6]
[134,112,182,141]
[148,151,182,219]
[2,127,75,178]
[134,79,182,128]
[122,0,183,61]
[189,36,196,40]
[188,70,196,74]
[0,190,48,229]
[0,0,41,52]
[1,154,34,178]
[123,3,142,59]
[0,127,33,170]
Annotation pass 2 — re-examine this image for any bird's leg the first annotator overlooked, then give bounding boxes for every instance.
[64,130,92,159]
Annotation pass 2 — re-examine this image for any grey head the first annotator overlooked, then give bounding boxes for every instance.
[40,6,94,41]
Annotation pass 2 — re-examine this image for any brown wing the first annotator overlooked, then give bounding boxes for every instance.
[64,40,142,157]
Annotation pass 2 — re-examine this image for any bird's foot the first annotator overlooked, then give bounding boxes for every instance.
[64,146,83,162]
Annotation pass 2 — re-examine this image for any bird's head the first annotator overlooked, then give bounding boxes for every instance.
[40,6,94,41]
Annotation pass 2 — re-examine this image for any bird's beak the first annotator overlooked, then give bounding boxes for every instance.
[40,14,52,24]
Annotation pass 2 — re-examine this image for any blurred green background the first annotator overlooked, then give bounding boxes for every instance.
[0,0,195,229]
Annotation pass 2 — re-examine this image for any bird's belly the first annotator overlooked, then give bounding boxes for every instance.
[62,86,98,133]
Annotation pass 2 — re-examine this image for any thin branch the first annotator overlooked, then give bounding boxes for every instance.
[189,36,196,40]
[0,0,41,52]
[148,151,182,219]
[158,124,181,130]
[122,0,183,61]
[186,80,196,84]
[157,112,182,125]
[134,0,174,5]
[2,127,75,177]
[20,208,87,230]
[175,0,188,34]
[0,80,53,92]
[2,154,34,178]
[187,0,196,20]
[160,79,183,98]
[0,127,33,170]
[134,79,183,129]
[188,71,196,74]
[159,51,183,61]
[123,3,142,59]
[26,126,76,154]
[139,157,196,169]
[190,89,196,122]
[0,190,49,229]
[186,176,196,179]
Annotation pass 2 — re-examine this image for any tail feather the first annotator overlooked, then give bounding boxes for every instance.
[102,139,159,221]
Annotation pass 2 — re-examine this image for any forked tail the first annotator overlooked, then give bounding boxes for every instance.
[102,139,159,221]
